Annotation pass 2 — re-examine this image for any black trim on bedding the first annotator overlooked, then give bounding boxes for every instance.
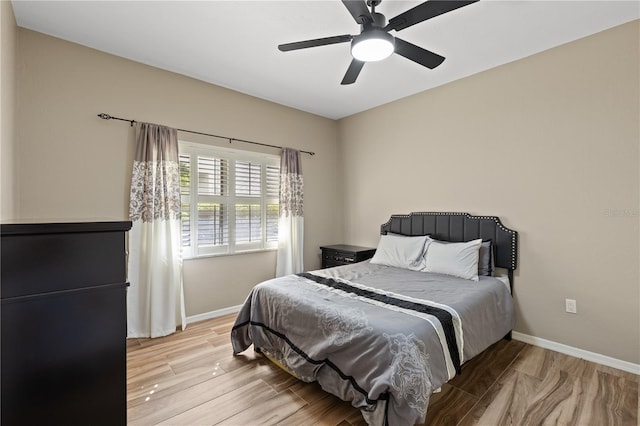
[297,272,462,375]
[383,390,391,426]
[231,320,250,331]
[233,320,387,405]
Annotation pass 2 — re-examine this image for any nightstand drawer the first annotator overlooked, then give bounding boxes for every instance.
[320,244,376,269]
[322,251,356,266]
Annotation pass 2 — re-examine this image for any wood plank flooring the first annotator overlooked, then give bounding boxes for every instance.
[127,314,638,425]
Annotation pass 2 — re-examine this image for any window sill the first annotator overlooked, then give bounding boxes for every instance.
[183,248,277,261]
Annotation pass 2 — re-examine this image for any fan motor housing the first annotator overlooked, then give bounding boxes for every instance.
[371,11,387,28]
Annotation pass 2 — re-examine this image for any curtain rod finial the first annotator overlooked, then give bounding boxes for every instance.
[97,113,111,120]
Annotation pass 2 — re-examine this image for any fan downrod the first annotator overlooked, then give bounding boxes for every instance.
[364,0,386,28]
[367,0,382,18]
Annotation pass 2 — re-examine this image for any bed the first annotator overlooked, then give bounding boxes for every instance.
[231,212,518,425]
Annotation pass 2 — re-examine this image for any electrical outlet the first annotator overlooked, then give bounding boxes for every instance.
[565,299,577,314]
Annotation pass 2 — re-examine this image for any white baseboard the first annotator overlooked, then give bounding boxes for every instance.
[512,331,640,375]
[186,304,242,325]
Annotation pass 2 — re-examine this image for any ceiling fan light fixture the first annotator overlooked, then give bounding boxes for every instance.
[351,30,395,62]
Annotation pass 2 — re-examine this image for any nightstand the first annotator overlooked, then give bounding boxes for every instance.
[320,244,376,269]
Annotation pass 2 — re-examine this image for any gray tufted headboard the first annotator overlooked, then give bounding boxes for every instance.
[380,212,518,272]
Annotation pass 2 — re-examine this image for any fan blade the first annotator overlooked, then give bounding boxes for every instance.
[386,0,478,32]
[342,0,373,25]
[394,38,445,69]
[341,59,365,85]
[279,35,353,52]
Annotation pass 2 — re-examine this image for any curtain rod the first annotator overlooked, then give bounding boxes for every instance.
[97,113,315,156]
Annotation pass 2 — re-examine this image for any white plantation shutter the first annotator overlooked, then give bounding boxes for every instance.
[266,164,280,244]
[235,160,261,248]
[265,164,280,198]
[179,154,191,250]
[235,204,261,245]
[197,202,227,247]
[198,156,227,196]
[179,142,279,257]
[196,156,228,254]
[235,161,261,197]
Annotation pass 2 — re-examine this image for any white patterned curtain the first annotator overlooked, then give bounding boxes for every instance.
[276,148,304,277]
[127,123,186,338]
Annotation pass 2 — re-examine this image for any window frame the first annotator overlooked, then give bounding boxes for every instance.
[179,141,280,259]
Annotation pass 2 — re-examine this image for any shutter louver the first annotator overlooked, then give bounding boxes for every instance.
[266,204,279,242]
[235,161,261,197]
[235,204,261,244]
[266,164,280,199]
[266,164,280,243]
[198,156,227,196]
[179,154,191,252]
[197,155,228,249]
[198,203,228,246]
[179,154,191,196]
[181,202,191,248]
[235,160,262,245]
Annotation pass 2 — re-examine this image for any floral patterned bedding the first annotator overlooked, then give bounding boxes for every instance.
[231,261,515,425]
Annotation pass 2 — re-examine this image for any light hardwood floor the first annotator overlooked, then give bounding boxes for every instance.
[127,314,638,425]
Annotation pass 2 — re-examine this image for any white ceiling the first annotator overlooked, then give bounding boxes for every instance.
[11,1,639,120]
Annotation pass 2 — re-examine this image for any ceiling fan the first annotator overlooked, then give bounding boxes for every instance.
[278,0,479,85]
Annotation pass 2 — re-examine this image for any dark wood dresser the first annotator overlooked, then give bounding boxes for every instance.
[1,221,131,426]
[320,244,376,269]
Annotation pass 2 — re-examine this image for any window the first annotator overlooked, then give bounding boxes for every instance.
[179,141,280,258]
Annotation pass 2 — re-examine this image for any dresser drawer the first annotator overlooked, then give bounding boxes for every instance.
[1,231,127,298]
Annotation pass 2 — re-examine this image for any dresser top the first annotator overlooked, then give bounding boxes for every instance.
[1,221,132,236]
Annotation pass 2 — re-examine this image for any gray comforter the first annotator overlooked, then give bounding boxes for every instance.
[231,262,515,425]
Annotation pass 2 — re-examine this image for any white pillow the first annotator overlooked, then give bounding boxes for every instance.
[369,234,429,271]
[424,238,482,281]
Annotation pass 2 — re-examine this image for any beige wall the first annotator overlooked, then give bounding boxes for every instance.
[14,29,342,316]
[338,21,640,364]
[1,0,17,219]
[12,19,639,364]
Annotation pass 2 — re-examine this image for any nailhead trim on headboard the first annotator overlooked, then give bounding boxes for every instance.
[380,212,518,270]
